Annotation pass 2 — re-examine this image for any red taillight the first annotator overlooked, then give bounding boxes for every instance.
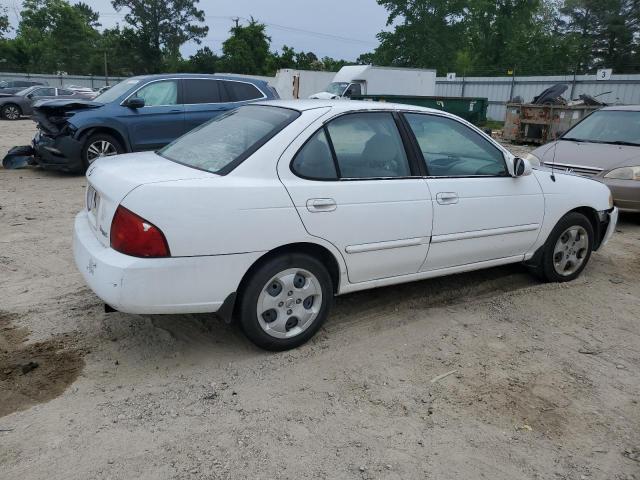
[110,206,170,258]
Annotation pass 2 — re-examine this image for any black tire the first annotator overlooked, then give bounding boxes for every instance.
[1,103,22,120]
[81,133,124,171]
[238,252,333,351]
[536,212,594,282]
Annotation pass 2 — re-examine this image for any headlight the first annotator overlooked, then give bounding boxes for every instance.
[604,166,640,181]
[523,153,541,167]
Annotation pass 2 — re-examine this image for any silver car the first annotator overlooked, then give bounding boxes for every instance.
[527,106,640,212]
[0,86,88,120]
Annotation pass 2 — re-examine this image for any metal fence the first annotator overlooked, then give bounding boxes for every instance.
[0,72,124,89]
[436,74,640,121]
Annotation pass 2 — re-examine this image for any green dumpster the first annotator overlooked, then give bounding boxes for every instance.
[351,95,489,126]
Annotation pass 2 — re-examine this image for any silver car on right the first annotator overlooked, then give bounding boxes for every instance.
[526,106,640,213]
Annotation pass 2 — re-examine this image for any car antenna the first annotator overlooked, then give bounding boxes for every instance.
[549,131,559,182]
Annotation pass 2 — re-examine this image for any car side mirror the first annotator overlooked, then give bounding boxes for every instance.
[126,97,145,109]
[26,93,33,99]
[512,157,533,177]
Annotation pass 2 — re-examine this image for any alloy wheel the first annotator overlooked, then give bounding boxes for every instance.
[3,105,20,120]
[256,268,323,339]
[86,140,118,163]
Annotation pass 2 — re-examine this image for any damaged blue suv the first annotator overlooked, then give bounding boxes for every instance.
[21,73,278,173]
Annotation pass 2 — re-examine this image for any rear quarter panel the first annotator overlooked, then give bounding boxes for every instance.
[119,107,339,260]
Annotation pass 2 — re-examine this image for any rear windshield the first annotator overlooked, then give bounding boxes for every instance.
[159,105,300,174]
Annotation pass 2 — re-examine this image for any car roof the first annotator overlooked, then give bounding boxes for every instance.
[600,104,640,112]
[254,99,446,115]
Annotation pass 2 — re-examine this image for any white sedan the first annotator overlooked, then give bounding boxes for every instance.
[74,100,618,350]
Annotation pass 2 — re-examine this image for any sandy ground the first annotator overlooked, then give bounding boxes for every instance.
[1,119,639,480]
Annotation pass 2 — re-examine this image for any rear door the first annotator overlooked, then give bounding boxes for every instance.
[402,113,544,271]
[278,111,433,284]
[182,78,227,132]
[120,79,186,151]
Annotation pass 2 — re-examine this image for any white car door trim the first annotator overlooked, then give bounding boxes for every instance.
[431,223,540,244]
[338,254,525,294]
[345,236,430,254]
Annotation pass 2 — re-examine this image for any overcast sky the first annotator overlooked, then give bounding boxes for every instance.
[3,0,392,60]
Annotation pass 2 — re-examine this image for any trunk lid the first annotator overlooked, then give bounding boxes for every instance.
[85,151,216,247]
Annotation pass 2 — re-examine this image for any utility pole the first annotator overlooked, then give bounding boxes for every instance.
[104,52,109,86]
[232,17,240,28]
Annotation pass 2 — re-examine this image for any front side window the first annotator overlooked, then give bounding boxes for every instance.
[159,105,299,174]
[95,78,141,104]
[183,79,221,104]
[326,112,411,178]
[405,114,506,177]
[132,80,178,106]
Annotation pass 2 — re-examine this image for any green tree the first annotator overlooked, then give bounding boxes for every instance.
[366,0,468,73]
[0,6,10,39]
[111,0,208,73]
[219,19,272,75]
[15,0,101,74]
[186,46,219,73]
[562,0,639,72]
[74,2,101,28]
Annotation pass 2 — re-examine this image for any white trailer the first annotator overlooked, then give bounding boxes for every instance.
[310,65,437,99]
[272,69,337,100]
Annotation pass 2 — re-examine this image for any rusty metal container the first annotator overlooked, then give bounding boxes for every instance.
[503,103,602,144]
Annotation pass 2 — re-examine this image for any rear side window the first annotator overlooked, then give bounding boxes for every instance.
[58,89,73,95]
[183,79,221,104]
[221,81,264,102]
[326,112,410,178]
[292,129,338,180]
[32,87,55,97]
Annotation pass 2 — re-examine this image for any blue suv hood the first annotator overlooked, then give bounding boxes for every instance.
[33,98,103,111]
[33,99,104,135]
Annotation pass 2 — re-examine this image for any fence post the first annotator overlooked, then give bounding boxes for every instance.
[461,74,466,97]
[509,67,516,101]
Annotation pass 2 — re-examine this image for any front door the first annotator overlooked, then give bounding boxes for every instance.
[120,79,185,151]
[402,113,544,271]
[279,111,433,284]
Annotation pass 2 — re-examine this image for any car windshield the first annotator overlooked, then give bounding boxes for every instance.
[326,82,349,96]
[159,105,300,174]
[93,78,141,103]
[562,110,640,145]
[15,86,36,96]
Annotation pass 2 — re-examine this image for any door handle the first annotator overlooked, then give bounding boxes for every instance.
[306,198,337,212]
[436,192,459,205]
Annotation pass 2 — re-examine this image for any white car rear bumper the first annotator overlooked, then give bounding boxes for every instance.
[73,211,262,314]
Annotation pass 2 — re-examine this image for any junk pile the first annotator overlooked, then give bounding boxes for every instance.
[503,83,608,144]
